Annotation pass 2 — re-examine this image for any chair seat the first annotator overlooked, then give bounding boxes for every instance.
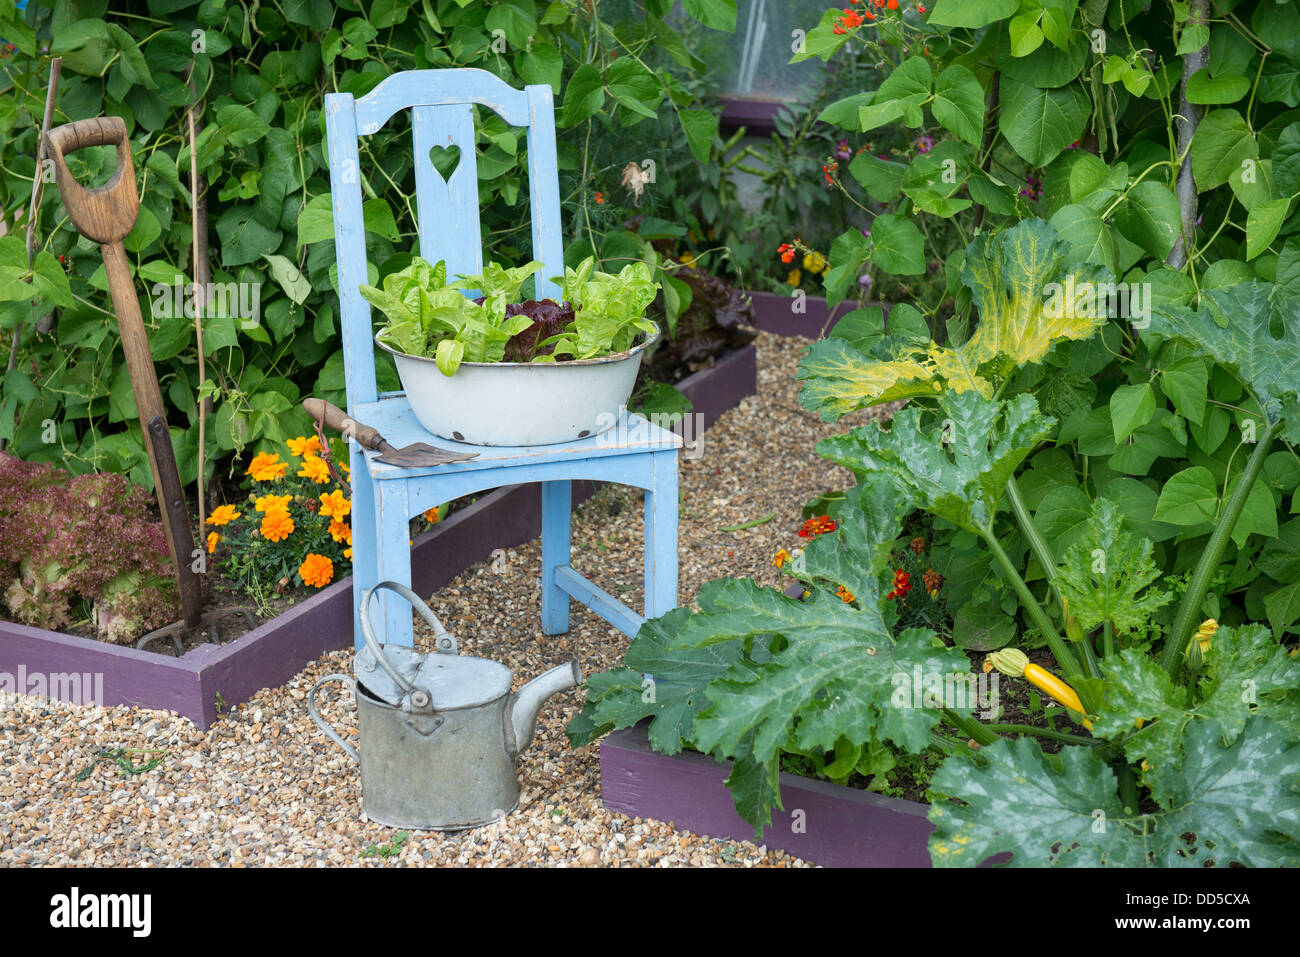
[354,393,683,480]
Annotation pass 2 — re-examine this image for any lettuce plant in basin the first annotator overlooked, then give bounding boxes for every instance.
[362,256,660,447]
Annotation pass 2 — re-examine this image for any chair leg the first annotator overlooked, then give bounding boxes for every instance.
[349,447,379,652]
[540,479,571,634]
[643,450,679,620]
[374,481,415,649]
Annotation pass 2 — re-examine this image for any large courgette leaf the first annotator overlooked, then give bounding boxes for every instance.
[818,389,1056,533]
[929,717,1300,866]
[569,476,974,837]
[1053,497,1171,636]
[798,218,1110,421]
[1091,624,1300,805]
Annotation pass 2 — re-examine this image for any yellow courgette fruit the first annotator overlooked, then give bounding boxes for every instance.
[985,648,1094,730]
[1023,664,1093,730]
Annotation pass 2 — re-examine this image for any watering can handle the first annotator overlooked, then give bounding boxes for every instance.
[307,673,360,763]
[360,581,458,709]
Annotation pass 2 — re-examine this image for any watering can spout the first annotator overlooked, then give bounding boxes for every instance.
[509,660,582,755]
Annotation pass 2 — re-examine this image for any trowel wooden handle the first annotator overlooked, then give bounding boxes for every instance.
[46,116,139,244]
[303,397,385,451]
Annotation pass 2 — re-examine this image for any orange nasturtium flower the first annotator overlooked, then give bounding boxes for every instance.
[206,531,220,553]
[329,519,352,545]
[254,493,293,513]
[297,455,331,484]
[205,504,241,526]
[260,508,295,543]
[320,490,351,520]
[771,548,791,568]
[299,553,334,588]
[247,452,287,481]
[287,435,322,458]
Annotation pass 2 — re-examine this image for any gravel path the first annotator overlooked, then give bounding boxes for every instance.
[1,333,876,868]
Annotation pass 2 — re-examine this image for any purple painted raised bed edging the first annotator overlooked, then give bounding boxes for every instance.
[718,97,786,135]
[0,346,759,728]
[600,720,934,868]
[675,341,756,429]
[0,486,530,728]
[746,290,891,340]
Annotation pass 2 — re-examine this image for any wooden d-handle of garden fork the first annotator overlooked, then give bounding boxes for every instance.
[45,116,139,244]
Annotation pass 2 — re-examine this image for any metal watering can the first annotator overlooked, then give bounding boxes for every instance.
[308,581,581,830]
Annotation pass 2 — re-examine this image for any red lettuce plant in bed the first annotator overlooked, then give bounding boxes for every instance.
[0,454,180,643]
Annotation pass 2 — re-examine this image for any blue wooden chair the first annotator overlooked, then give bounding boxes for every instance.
[324,69,681,650]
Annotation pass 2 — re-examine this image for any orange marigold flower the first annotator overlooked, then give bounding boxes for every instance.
[206,504,241,526]
[923,568,942,596]
[247,452,287,481]
[329,518,352,545]
[299,553,334,588]
[910,536,925,554]
[836,585,855,603]
[798,515,837,538]
[771,548,791,568]
[595,191,605,204]
[206,531,220,554]
[424,507,441,525]
[319,489,351,520]
[287,435,323,458]
[260,508,295,543]
[344,545,352,560]
[298,455,331,484]
[255,493,293,513]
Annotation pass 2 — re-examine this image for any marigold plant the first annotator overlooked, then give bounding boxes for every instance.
[207,437,352,593]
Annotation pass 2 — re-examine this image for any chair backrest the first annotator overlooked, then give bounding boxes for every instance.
[324,68,565,409]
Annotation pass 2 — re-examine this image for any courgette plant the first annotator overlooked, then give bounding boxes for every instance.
[569,218,1300,866]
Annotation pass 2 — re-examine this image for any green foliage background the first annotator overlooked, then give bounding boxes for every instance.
[0,0,740,490]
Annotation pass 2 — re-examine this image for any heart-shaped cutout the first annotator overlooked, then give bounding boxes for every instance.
[428,143,462,181]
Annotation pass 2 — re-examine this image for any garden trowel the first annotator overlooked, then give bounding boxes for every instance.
[303,398,479,467]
